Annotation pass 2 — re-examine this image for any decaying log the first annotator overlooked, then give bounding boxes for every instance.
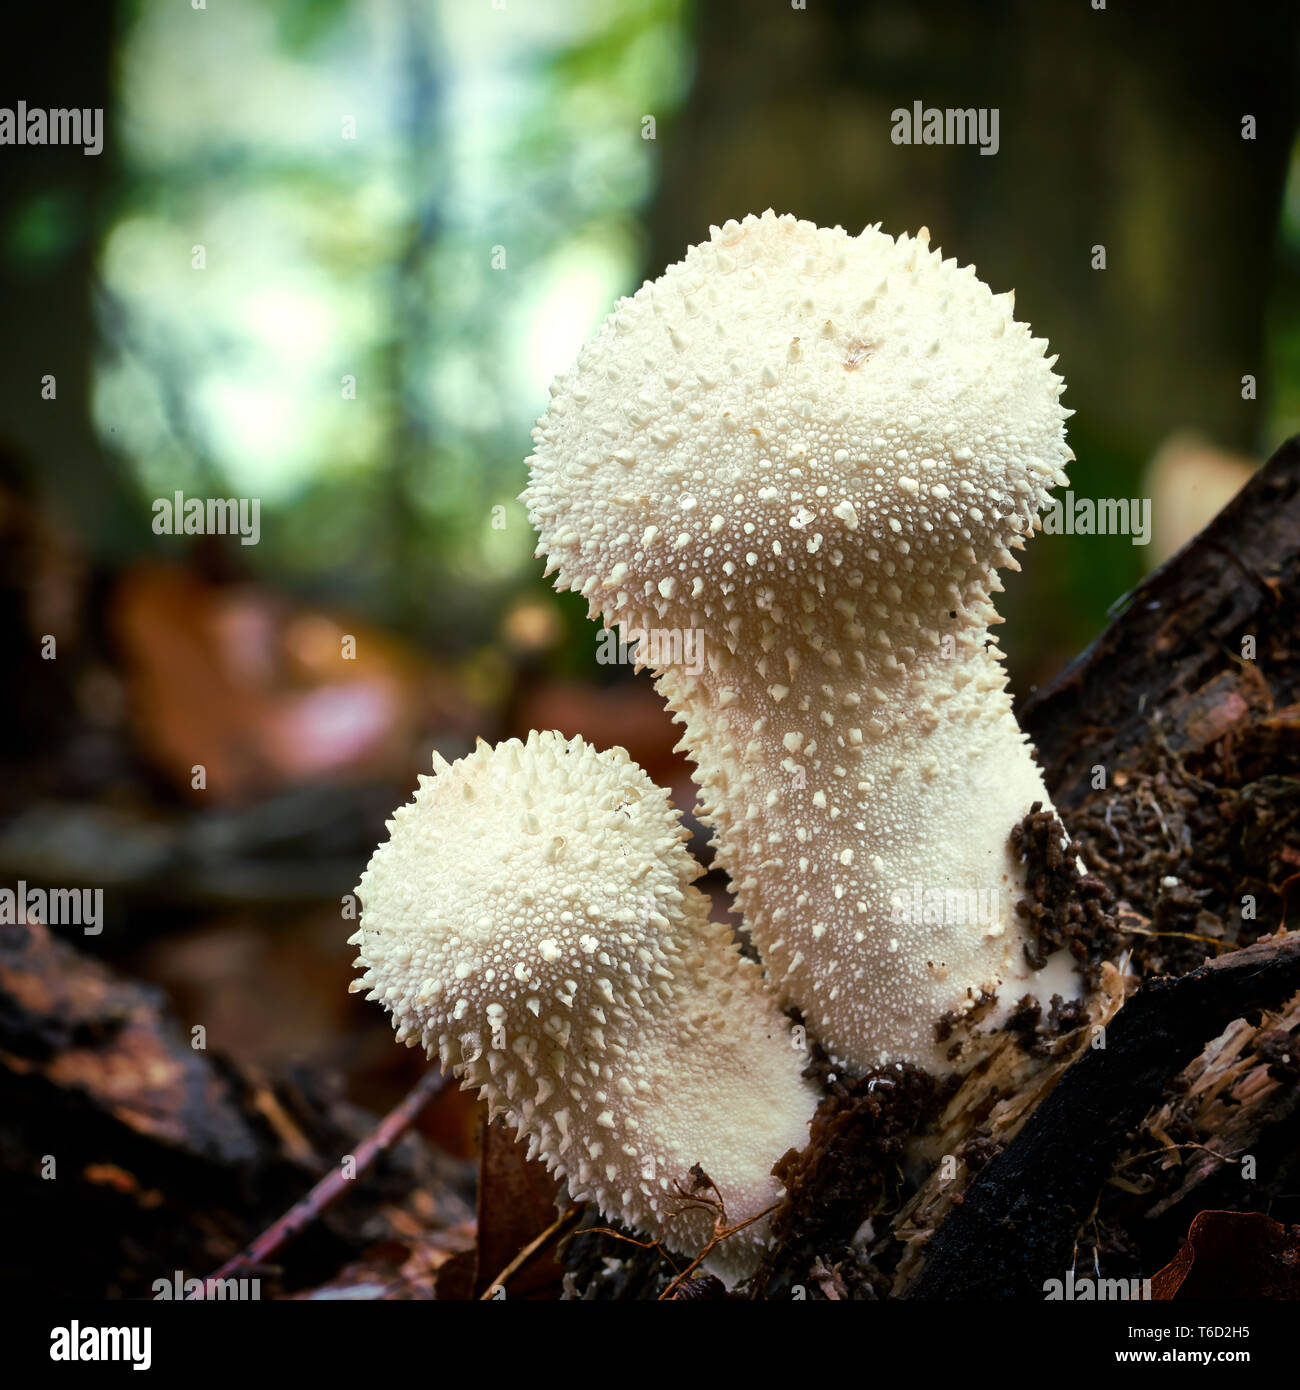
[1022,436,1300,820]
[905,933,1300,1298]
[892,437,1300,1296]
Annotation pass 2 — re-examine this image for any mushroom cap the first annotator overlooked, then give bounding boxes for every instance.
[523,210,1070,624]
[353,731,700,1059]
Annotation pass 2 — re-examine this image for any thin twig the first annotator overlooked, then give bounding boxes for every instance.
[190,1067,450,1298]
[1111,1140,1235,1171]
[575,1174,781,1299]
[658,1200,781,1300]
[1118,923,1229,951]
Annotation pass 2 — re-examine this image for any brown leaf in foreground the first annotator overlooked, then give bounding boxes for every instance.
[1151,1210,1300,1299]
[468,1114,567,1300]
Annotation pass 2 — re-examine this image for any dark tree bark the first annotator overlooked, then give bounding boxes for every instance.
[901,437,1300,1298]
[907,933,1300,1299]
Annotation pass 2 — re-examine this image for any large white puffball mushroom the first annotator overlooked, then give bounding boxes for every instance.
[350,731,818,1284]
[523,211,1081,1076]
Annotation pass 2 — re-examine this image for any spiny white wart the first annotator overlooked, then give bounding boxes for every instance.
[350,731,817,1284]
[523,211,1081,1075]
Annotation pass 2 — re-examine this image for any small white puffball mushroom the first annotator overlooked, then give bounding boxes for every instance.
[349,730,817,1284]
[523,211,1080,1075]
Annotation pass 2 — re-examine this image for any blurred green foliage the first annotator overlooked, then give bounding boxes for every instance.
[95,0,688,647]
[1268,138,1300,446]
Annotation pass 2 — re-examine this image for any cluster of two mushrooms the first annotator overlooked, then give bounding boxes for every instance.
[350,212,1084,1284]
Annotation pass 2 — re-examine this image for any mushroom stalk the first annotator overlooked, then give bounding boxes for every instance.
[350,731,817,1283]
[524,211,1081,1075]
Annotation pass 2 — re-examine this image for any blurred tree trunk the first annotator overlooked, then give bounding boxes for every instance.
[0,2,136,551]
